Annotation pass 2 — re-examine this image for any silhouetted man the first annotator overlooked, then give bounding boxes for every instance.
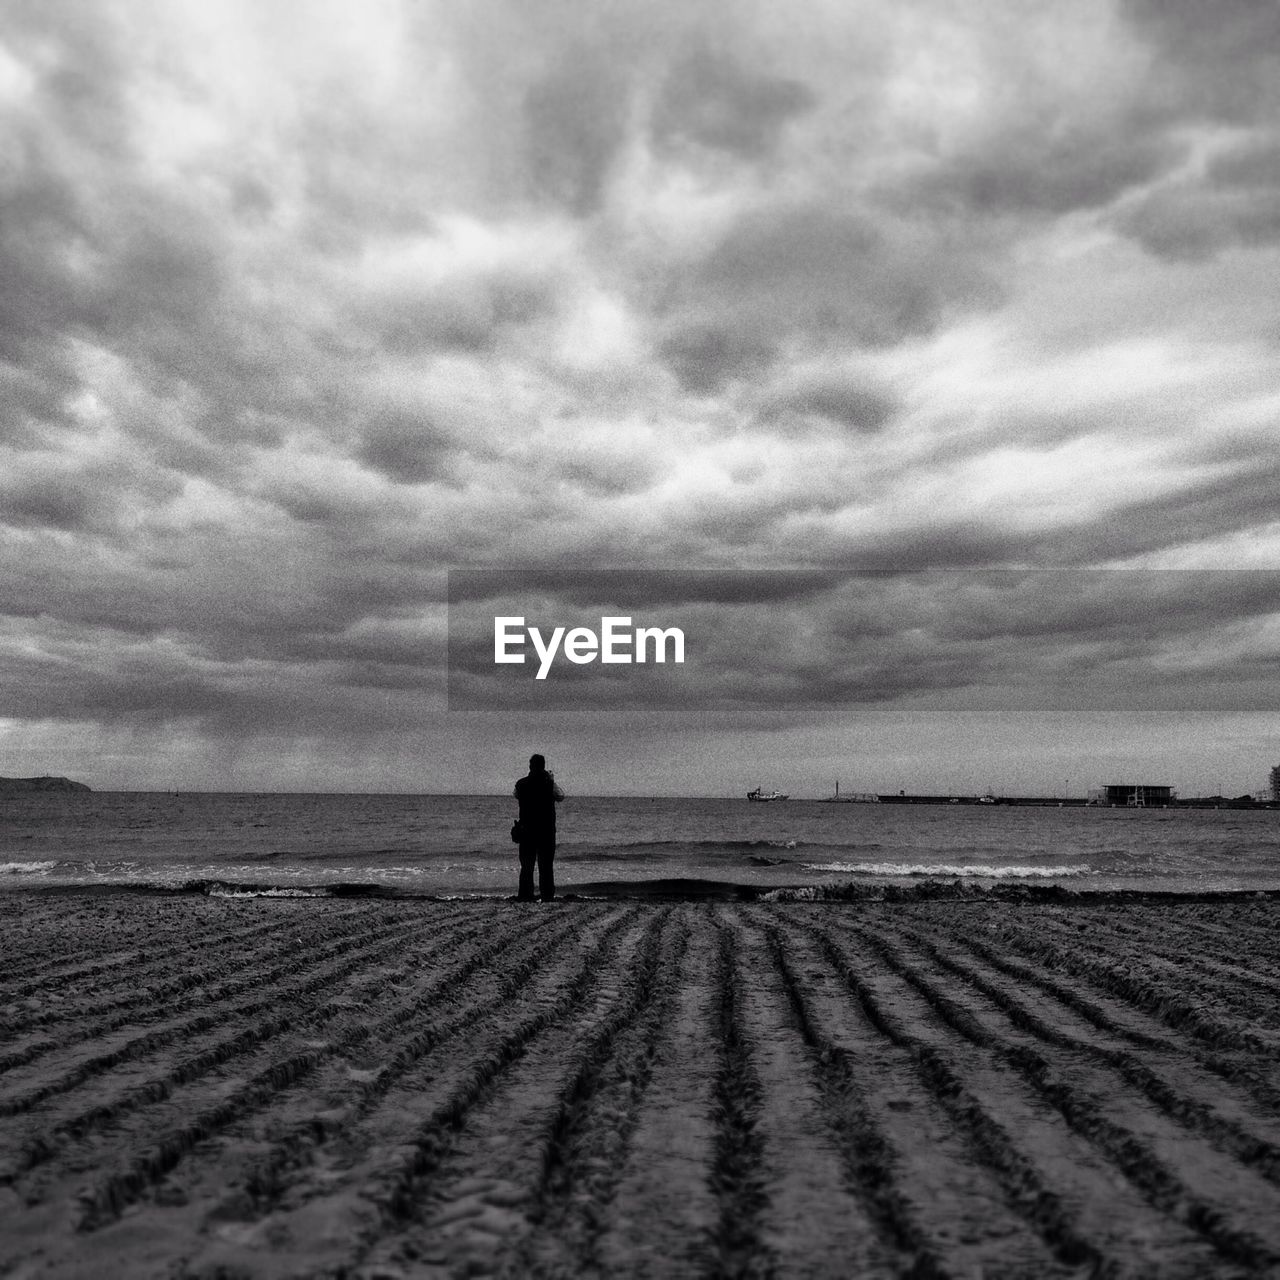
[514,754,564,902]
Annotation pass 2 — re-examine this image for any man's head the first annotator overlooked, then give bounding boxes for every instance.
[529,753,546,772]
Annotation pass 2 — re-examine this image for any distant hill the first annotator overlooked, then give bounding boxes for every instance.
[0,776,92,793]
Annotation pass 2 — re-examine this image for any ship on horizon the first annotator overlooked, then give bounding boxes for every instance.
[818,781,878,803]
[747,786,788,802]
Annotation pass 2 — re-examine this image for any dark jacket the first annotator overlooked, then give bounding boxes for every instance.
[514,770,564,836]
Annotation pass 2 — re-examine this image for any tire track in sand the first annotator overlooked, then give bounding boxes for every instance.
[0,906,314,1002]
[1,912,497,1188]
[788,909,1187,1277]
[761,911,1070,1279]
[846,917,1280,1274]
[591,908,721,1279]
[199,908,575,1223]
[508,908,687,1277]
[0,913,425,1122]
[332,907,653,1277]
[71,909,578,1231]
[168,907,639,1280]
[0,903,395,1048]
[889,918,1280,1188]
[701,913,778,1280]
[724,913,906,1279]
[923,912,1280,1119]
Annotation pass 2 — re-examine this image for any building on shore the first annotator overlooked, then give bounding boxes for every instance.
[1087,784,1175,807]
[1271,765,1280,803]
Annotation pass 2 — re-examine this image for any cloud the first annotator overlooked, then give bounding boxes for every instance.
[657,323,778,395]
[345,218,579,357]
[524,47,631,216]
[651,45,815,161]
[1119,0,1280,121]
[1,1,1279,790]
[1051,458,1280,564]
[1117,135,1280,260]
[355,410,455,486]
[655,203,999,392]
[1094,1,1280,261]
[908,122,1179,219]
[756,368,897,433]
[0,457,181,535]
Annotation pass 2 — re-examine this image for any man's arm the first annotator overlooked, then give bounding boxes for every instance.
[549,773,565,801]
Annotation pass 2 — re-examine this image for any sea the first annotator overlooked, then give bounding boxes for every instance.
[2,792,1279,899]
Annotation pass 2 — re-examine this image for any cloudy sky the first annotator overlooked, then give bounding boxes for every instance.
[2,0,1278,796]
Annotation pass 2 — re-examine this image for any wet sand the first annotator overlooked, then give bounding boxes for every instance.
[2,891,1280,1277]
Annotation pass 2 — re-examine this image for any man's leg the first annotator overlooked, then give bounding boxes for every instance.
[517,845,537,900]
[538,840,555,902]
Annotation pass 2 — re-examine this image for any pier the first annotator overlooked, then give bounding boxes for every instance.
[873,794,1090,806]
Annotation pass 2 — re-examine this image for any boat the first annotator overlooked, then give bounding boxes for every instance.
[747,786,788,802]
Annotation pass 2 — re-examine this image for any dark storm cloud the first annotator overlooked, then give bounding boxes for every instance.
[802,525,1035,574]
[1,472,105,533]
[1,360,87,449]
[833,452,1280,574]
[1209,137,1280,189]
[652,45,815,160]
[657,325,779,395]
[354,410,458,485]
[1118,135,1280,260]
[554,440,663,497]
[1,5,455,478]
[756,372,897,433]
[0,626,444,733]
[695,206,900,330]
[0,94,110,436]
[446,0,824,214]
[352,249,570,357]
[869,2,1280,266]
[1120,0,1280,120]
[448,568,852,608]
[1048,459,1280,565]
[524,48,631,216]
[0,8,251,420]
[0,454,184,535]
[657,205,996,392]
[1096,0,1280,260]
[914,571,1280,645]
[0,526,448,734]
[904,120,1181,219]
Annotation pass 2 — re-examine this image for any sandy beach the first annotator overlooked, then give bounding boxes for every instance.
[2,892,1280,1278]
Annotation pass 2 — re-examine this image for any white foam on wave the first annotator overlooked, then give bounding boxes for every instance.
[207,886,325,898]
[1,860,58,875]
[803,862,1093,879]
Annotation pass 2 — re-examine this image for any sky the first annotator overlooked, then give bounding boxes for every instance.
[1,0,1279,797]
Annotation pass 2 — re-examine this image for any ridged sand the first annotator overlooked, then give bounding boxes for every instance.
[2,893,1280,1277]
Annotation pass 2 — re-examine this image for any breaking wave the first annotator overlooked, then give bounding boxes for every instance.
[205,884,330,898]
[574,838,810,852]
[802,861,1094,879]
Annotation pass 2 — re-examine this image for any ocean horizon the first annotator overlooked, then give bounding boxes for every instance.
[4,790,1279,899]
